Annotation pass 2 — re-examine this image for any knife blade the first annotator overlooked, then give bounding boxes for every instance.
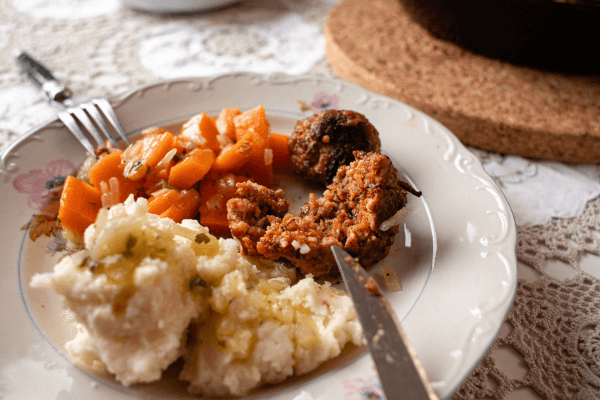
[331,245,438,400]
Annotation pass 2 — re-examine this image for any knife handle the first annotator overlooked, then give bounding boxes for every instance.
[14,50,73,105]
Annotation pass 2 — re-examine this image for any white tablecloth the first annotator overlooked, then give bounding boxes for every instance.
[1,1,600,399]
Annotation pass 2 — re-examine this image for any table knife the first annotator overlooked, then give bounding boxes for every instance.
[331,245,438,400]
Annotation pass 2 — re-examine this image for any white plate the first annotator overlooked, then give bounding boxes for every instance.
[0,74,517,400]
[120,0,240,14]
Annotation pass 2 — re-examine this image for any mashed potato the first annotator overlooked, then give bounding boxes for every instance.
[30,196,208,385]
[181,240,362,396]
[31,196,363,396]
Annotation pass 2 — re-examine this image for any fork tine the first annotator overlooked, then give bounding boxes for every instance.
[58,111,98,157]
[93,98,130,145]
[69,106,105,147]
[82,102,120,148]
[57,98,129,156]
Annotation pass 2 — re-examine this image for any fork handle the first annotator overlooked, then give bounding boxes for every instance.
[15,50,74,105]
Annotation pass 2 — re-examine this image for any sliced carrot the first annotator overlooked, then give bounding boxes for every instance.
[233,106,273,186]
[87,150,141,203]
[199,211,231,237]
[269,132,292,169]
[181,113,221,154]
[199,172,248,205]
[161,188,202,223]
[215,108,242,142]
[148,189,182,215]
[59,176,103,237]
[167,148,215,190]
[142,159,175,196]
[240,153,273,187]
[199,173,249,235]
[122,129,176,181]
[211,133,253,173]
[234,106,271,153]
[88,151,121,188]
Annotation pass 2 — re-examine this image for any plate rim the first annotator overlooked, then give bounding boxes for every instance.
[0,72,518,400]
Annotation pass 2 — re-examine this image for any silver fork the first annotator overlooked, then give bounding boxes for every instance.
[15,50,130,157]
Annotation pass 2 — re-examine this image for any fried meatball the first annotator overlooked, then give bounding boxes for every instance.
[289,110,381,185]
[308,150,419,268]
[227,151,421,277]
[226,182,289,256]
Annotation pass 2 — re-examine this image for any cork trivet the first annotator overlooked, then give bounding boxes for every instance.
[325,0,600,163]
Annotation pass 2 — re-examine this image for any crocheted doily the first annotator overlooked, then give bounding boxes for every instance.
[0,0,337,148]
[453,195,600,400]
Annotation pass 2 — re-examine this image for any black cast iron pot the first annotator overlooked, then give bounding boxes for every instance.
[399,0,600,74]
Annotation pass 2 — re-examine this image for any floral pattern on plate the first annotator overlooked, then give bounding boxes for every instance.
[14,159,75,242]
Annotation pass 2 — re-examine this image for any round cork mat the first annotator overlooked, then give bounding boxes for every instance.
[325,0,600,163]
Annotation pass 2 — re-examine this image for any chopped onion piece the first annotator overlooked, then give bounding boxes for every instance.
[100,181,110,207]
[381,266,402,291]
[189,134,207,147]
[264,148,273,166]
[183,139,195,150]
[122,140,142,163]
[157,148,177,168]
[109,177,120,207]
[291,240,311,254]
[222,144,234,154]
[226,175,236,188]
[150,187,169,197]
[101,193,111,208]
[123,160,145,179]
[100,180,109,194]
[379,208,408,231]
[216,134,232,148]
[300,244,310,254]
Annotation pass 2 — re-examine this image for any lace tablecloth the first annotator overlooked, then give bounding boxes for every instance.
[1,0,600,399]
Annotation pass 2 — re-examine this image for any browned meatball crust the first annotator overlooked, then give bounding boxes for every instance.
[288,110,381,185]
[227,151,421,277]
[226,181,289,256]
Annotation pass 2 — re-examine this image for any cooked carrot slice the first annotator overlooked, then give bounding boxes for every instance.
[199,173,249,235]
[148,188,182,215]
[122,129,176,181]
[168,148,215,190]
[215,108,242,142]
[233,107,273,186]
[199,211,231,237]
[211,133,253,173]
[234,106,271,155]
[269,132,292,169]
[87,151,141,203]
[161,188,201,223]
[181,113,221,154]
[240,151,273,187]
[142,159,175,197]
[59,176,103,237]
